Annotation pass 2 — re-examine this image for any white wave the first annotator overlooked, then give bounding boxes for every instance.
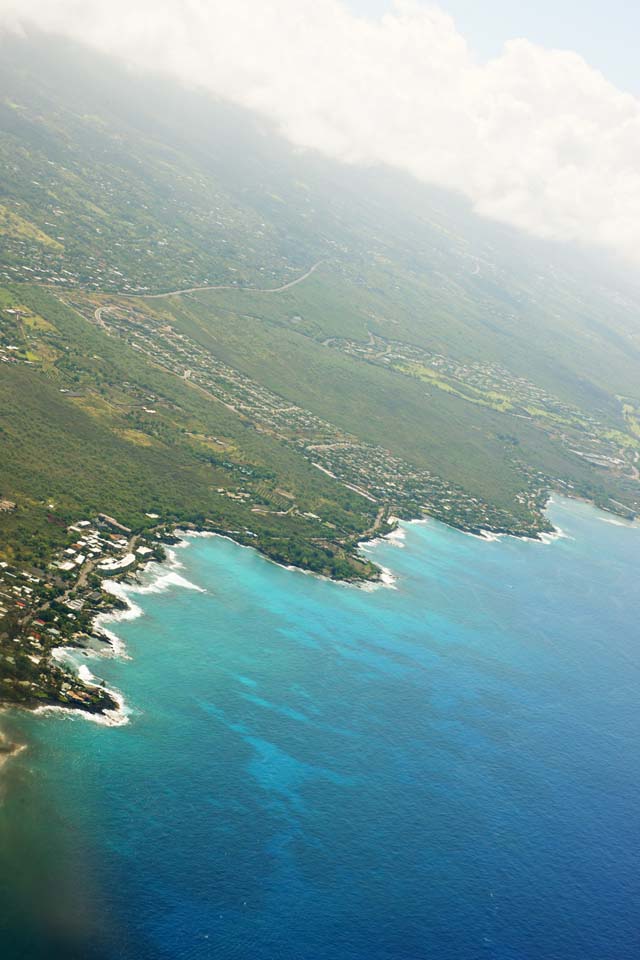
[176,529,215,539]
[34,693,130,728]
[43,647,130,727]
[77,664,93,683]
[163,546,182,570]
[518,526,570,545]
[459,524,570,545]
[92,558,205,663]
[46,542,207,730]
[26,533,211,733]
[102,558,204,612]
[358,564,398,591]
[384,526,406,547]
[101,579,144,619]
[539,527,569,543]
[460,529,504,542]
[379,566,398,588]
[91,621,131,659]
[129,569,205,596]
[361,523,406,551]
[597,516,637,528]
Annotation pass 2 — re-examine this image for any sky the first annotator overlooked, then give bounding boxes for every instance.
[0,0,639,269]
[348,1,640,96]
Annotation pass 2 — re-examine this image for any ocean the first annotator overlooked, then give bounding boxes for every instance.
[0,498,638,960]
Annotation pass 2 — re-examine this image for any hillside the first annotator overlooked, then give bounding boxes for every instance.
[0,30,639,713]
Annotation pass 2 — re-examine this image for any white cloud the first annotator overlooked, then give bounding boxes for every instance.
[2,0,640,266]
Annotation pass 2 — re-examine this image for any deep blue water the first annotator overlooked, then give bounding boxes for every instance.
[1,498,639,960]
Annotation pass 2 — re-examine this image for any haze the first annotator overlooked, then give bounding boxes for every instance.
[1,0,639,268]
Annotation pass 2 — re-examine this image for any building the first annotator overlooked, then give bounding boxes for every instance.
[97,513,132,534]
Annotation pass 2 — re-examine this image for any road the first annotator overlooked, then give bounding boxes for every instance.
[119,259,326,301]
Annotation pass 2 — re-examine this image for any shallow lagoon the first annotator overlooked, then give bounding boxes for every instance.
[1,498,639,959]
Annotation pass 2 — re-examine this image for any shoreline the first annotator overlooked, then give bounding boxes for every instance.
[0,492,634,739]
[176,529,402,592]
[43,542,208,727]
[86,494,577,688]
[14,525,400,733]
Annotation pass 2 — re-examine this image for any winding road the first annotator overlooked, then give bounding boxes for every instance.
[120,259,326,300]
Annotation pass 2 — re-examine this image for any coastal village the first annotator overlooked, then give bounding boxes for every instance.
[3,275,638,538]
[325,331,640,486]
[74,296,558,537]
[1,288,638,720]
[0,509,166,714]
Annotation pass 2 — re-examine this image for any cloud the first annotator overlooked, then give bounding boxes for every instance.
[2,0,640,266]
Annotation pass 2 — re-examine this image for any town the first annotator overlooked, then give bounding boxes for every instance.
[0,509,167,713]
[324,331,640,487]
[73,295,557,537]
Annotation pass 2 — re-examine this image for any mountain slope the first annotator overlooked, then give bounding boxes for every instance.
[1,28,639,545]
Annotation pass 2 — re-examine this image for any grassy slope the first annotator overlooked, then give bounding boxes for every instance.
[0,284,379,578]
[0,31,637,565]
[152,279,634,515]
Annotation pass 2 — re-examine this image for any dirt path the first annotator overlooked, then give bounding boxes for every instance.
[359,506,386,538]
[94,305,108,327]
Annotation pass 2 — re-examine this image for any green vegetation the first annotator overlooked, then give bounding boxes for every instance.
[144,274,639,522]
[0,284,380,577]
[0,31,639,715]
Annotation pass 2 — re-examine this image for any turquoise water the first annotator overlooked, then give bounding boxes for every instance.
[1,498,639,959]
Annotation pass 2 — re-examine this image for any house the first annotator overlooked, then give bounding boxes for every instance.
[98,513,132,534]
[65,598,85,611]
[97,553,135,572]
